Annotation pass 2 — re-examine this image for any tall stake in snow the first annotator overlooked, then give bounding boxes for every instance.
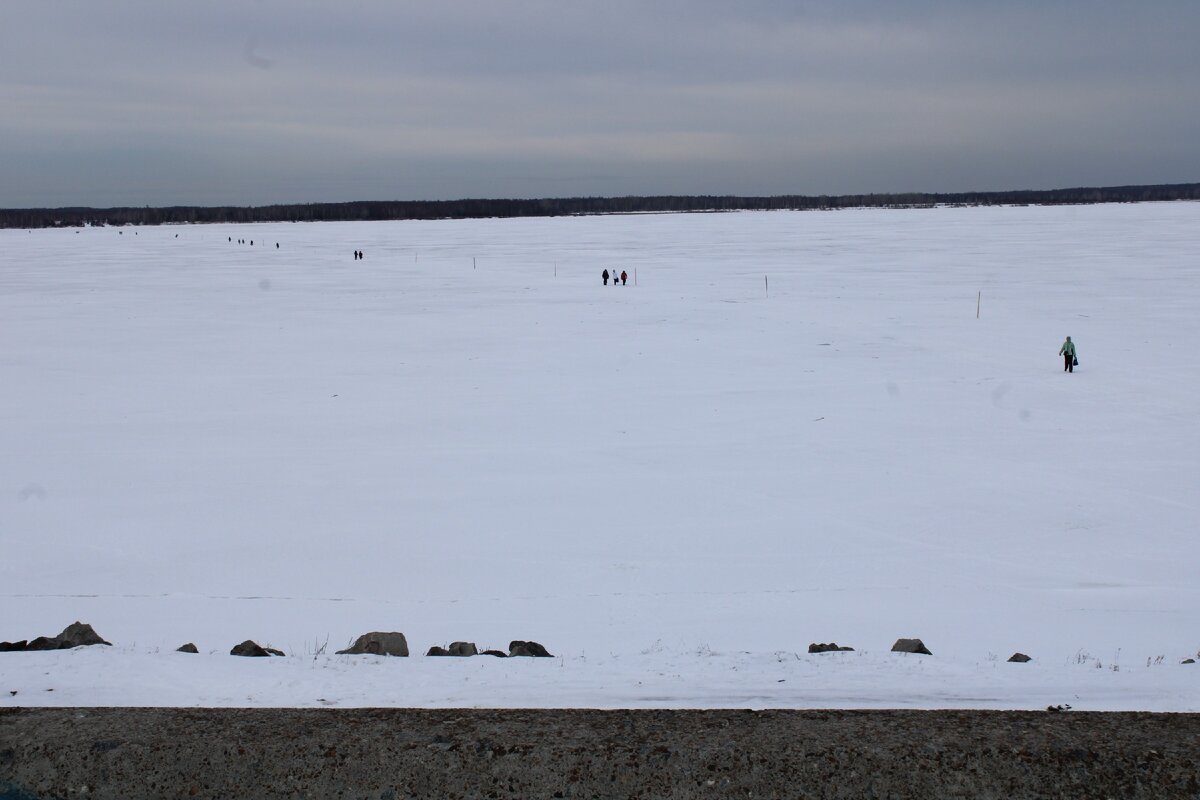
[765,275,769,298]
[976,290,981,319]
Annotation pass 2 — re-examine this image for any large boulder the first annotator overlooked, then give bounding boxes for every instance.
[509,640,553,658]
[336,632,409,657]
[808,642,854,654]
[426,646,451,657]
[230,640,278,657]
[0,640,28,652]
[57,621,110,648]
[891,638,932,655]
[177,643,199,654]
[448,641,478,657]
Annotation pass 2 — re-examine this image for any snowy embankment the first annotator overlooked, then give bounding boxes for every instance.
[2,203,1198,709]
[4,645,1197,711]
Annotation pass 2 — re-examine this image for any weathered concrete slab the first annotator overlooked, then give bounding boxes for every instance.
[2,708,1198,799]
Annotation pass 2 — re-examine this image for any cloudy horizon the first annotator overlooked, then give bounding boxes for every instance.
[3,1,1198,208]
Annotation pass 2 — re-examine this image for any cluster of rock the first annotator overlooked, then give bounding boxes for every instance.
[428,642,484,657]
[509,640,553,657]
[0,622,110,652]
[811,638,1036,664]
[230,640,286,658]
[426,640,552,658]
[807,638,936,656]
[0,625,554,661]
[219,632,554,659]
[7,624,1197,667]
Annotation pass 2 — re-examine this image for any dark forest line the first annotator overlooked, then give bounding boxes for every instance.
[3,182,1199,229]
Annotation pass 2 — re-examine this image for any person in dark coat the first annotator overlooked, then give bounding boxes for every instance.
[1059,336,1077,372]
[602,269,609,286]
[620,270,628,285]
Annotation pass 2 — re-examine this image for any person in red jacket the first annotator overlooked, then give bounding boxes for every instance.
[620,270,628,285]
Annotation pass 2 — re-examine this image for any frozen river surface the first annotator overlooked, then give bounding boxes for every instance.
[2,202,1198,709]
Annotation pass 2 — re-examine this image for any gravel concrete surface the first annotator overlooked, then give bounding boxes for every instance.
[2,708,1199,799]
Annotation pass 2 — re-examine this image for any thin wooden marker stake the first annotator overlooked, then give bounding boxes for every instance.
[976,290,981,319]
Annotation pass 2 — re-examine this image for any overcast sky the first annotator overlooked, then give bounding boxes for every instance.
[3,1,1198,207]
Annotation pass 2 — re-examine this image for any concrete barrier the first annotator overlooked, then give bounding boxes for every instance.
[2,708,1198,798]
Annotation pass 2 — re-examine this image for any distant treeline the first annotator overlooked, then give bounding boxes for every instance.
[3,183,1199,229]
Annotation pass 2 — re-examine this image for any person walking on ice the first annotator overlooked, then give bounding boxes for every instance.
[1059,336,1077,372]
[602,269,610,286]
[620,270,628,285]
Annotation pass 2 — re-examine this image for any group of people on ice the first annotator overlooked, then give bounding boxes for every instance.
[601,269,627,286]
[603,266,1077,373]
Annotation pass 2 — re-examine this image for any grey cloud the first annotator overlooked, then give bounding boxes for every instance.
[2,1,1198,206]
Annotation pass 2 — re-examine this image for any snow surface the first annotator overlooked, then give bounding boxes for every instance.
[2,203,1198,710]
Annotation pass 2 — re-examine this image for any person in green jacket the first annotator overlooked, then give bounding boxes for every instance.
[1059,336,1077,372]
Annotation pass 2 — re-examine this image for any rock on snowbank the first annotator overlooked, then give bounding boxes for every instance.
[0,622,110,652]
[336,632,409,657]
[891,638,932,656]
[230,640,284,657]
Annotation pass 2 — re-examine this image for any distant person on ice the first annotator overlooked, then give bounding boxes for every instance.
[620,270,628,285]
[1059,336,1077,372]
[602,269,609,285]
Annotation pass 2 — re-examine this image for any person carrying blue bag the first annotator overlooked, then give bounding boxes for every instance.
[1059,336,1078,373]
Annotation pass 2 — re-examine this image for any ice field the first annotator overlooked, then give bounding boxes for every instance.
[2,202,1198,709]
